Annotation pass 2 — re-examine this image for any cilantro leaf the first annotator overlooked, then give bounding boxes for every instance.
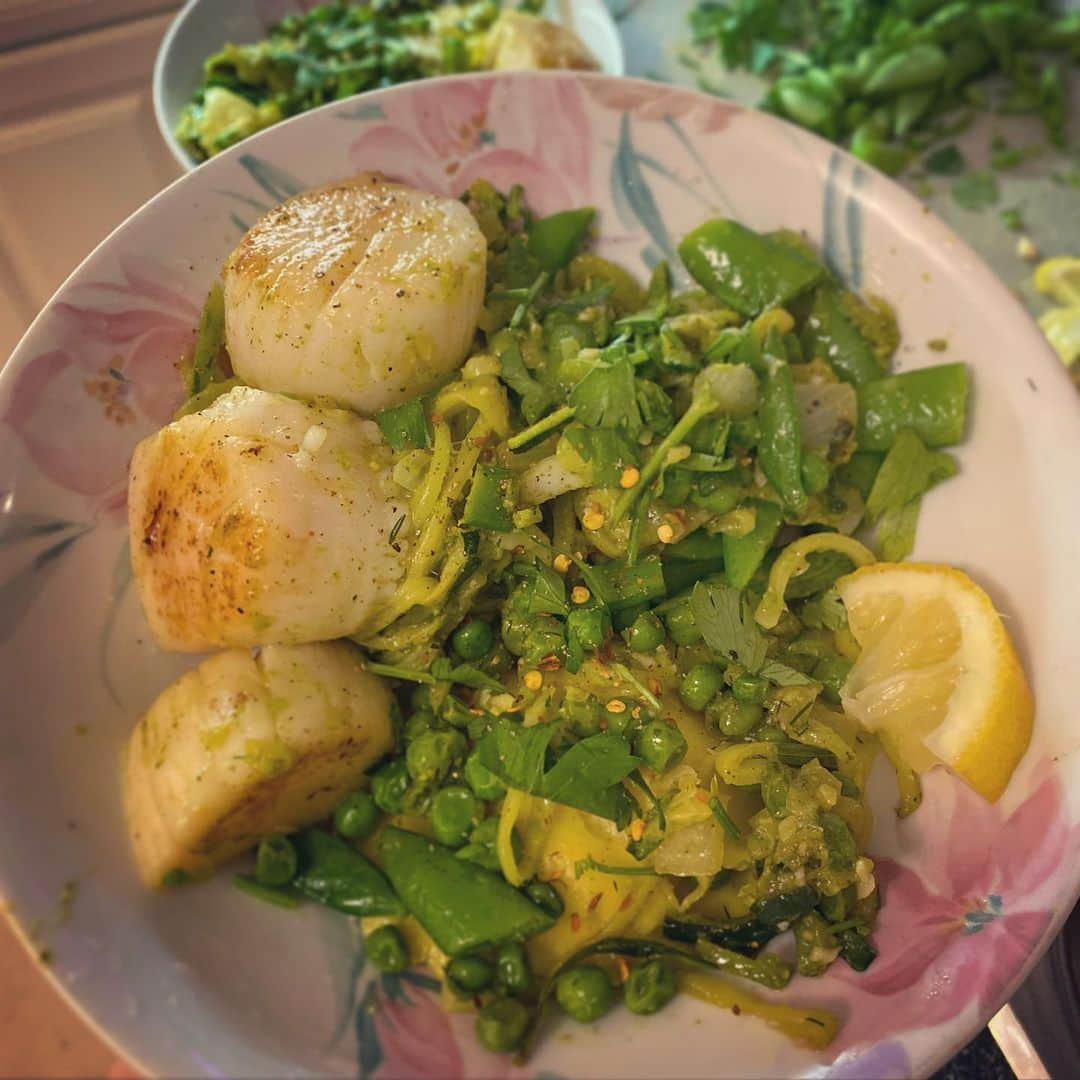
[758,660,816,687]
[568,346,642,434]
[497,339,554,426]
[690,581,768,672]
[429,658,505,693]
[561,425,640,489]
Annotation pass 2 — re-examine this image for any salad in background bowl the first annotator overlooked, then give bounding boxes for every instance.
[1,72,1078,1079]
[154,0,625,168]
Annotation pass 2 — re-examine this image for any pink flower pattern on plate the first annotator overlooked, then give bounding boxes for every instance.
[348,77,592,213]
[822,762,1080,1055]
[2,257,196,516]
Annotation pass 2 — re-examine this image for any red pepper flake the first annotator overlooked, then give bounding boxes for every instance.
[588,892,602,912]
[617,957,630,983]
[619,894,633,911]
[598,718,609,731]
[647,678,662,696]
[570,912,581,932]
[548,867,563,881]
[695,790,711,803]
[538,654,562,671]
[732,1004,742,1016]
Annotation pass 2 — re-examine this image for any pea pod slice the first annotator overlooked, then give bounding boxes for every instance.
[377,826,554,955]
[679,218,824,317]
[292,828,404,917]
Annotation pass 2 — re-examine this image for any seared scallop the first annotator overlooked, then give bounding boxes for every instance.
[222,172,486,414]
[124,641,394,886]
[128,385,408,651]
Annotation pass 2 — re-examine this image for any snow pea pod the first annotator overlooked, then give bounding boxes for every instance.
[722,500,782,589]
[864,44,948,95]
[801,287,883,386]
[527,208,596,273]
[377,826,554,956]
[856,363,969,450]
[678,219,824,317]
[292,828,404,917]
[752,329,808,515]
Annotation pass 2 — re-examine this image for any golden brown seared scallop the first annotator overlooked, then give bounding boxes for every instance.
[222,172,486,414]
[123,641,394,886]
[128,385,408,651]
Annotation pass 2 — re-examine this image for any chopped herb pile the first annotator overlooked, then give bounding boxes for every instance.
[689,0,1080,175]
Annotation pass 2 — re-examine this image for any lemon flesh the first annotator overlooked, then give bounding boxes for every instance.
[838,563,1034,802]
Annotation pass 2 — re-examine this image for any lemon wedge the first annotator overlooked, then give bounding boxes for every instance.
[837,563,1033,802]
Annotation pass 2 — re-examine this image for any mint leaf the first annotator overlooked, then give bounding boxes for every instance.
[540,734,639,828]
[475,720,556,795]
[476,720,638,826]
[690,581,768,672]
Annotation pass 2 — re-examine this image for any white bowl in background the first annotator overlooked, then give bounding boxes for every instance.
[153,0,625,169]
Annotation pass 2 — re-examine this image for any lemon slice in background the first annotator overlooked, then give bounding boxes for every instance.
[837,563,1034,802]
[1034,255,1080,368]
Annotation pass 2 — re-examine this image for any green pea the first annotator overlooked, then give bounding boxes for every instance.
[679,663,724,711]
[563,693,604,738]
[555,965,613,1024]
[495,942,531,995]
[705,694,764,738]
[372,759,410,814]
[475,998,529,1053]
[800,452,831,496]
[255,834,297,887]
[366,925,408,973]
[452,619,495,661]
[410,684,433,711]
[731,673,768,706]
[523,880,564,918]
[464,752,506,800]
[406,729,466,785]
[447,953,494,994]
[634,721,688,772]
[623,611,666,652]
[333,791,378,840]
[664,602,703,646]
[404,708,438,742]
[624,958,678,1015]
[813,655,853,705]
[431,786,481,848]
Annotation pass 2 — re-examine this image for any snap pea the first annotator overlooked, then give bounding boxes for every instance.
[864,43,948,95]
[856,363,969,450]
[461,464,516,532]
[376,399,430,451]
[678,219,824,317]
[801,286,883,386]
[591,554,667,611]
[255,834,297,887]
[527,208,596,273]
[722,499,782,589]
[752,329,808,515]
[292,828,404,918]
[377,827,554,955]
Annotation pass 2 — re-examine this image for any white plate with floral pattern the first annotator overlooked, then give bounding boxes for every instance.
[2,72,1079,1079]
